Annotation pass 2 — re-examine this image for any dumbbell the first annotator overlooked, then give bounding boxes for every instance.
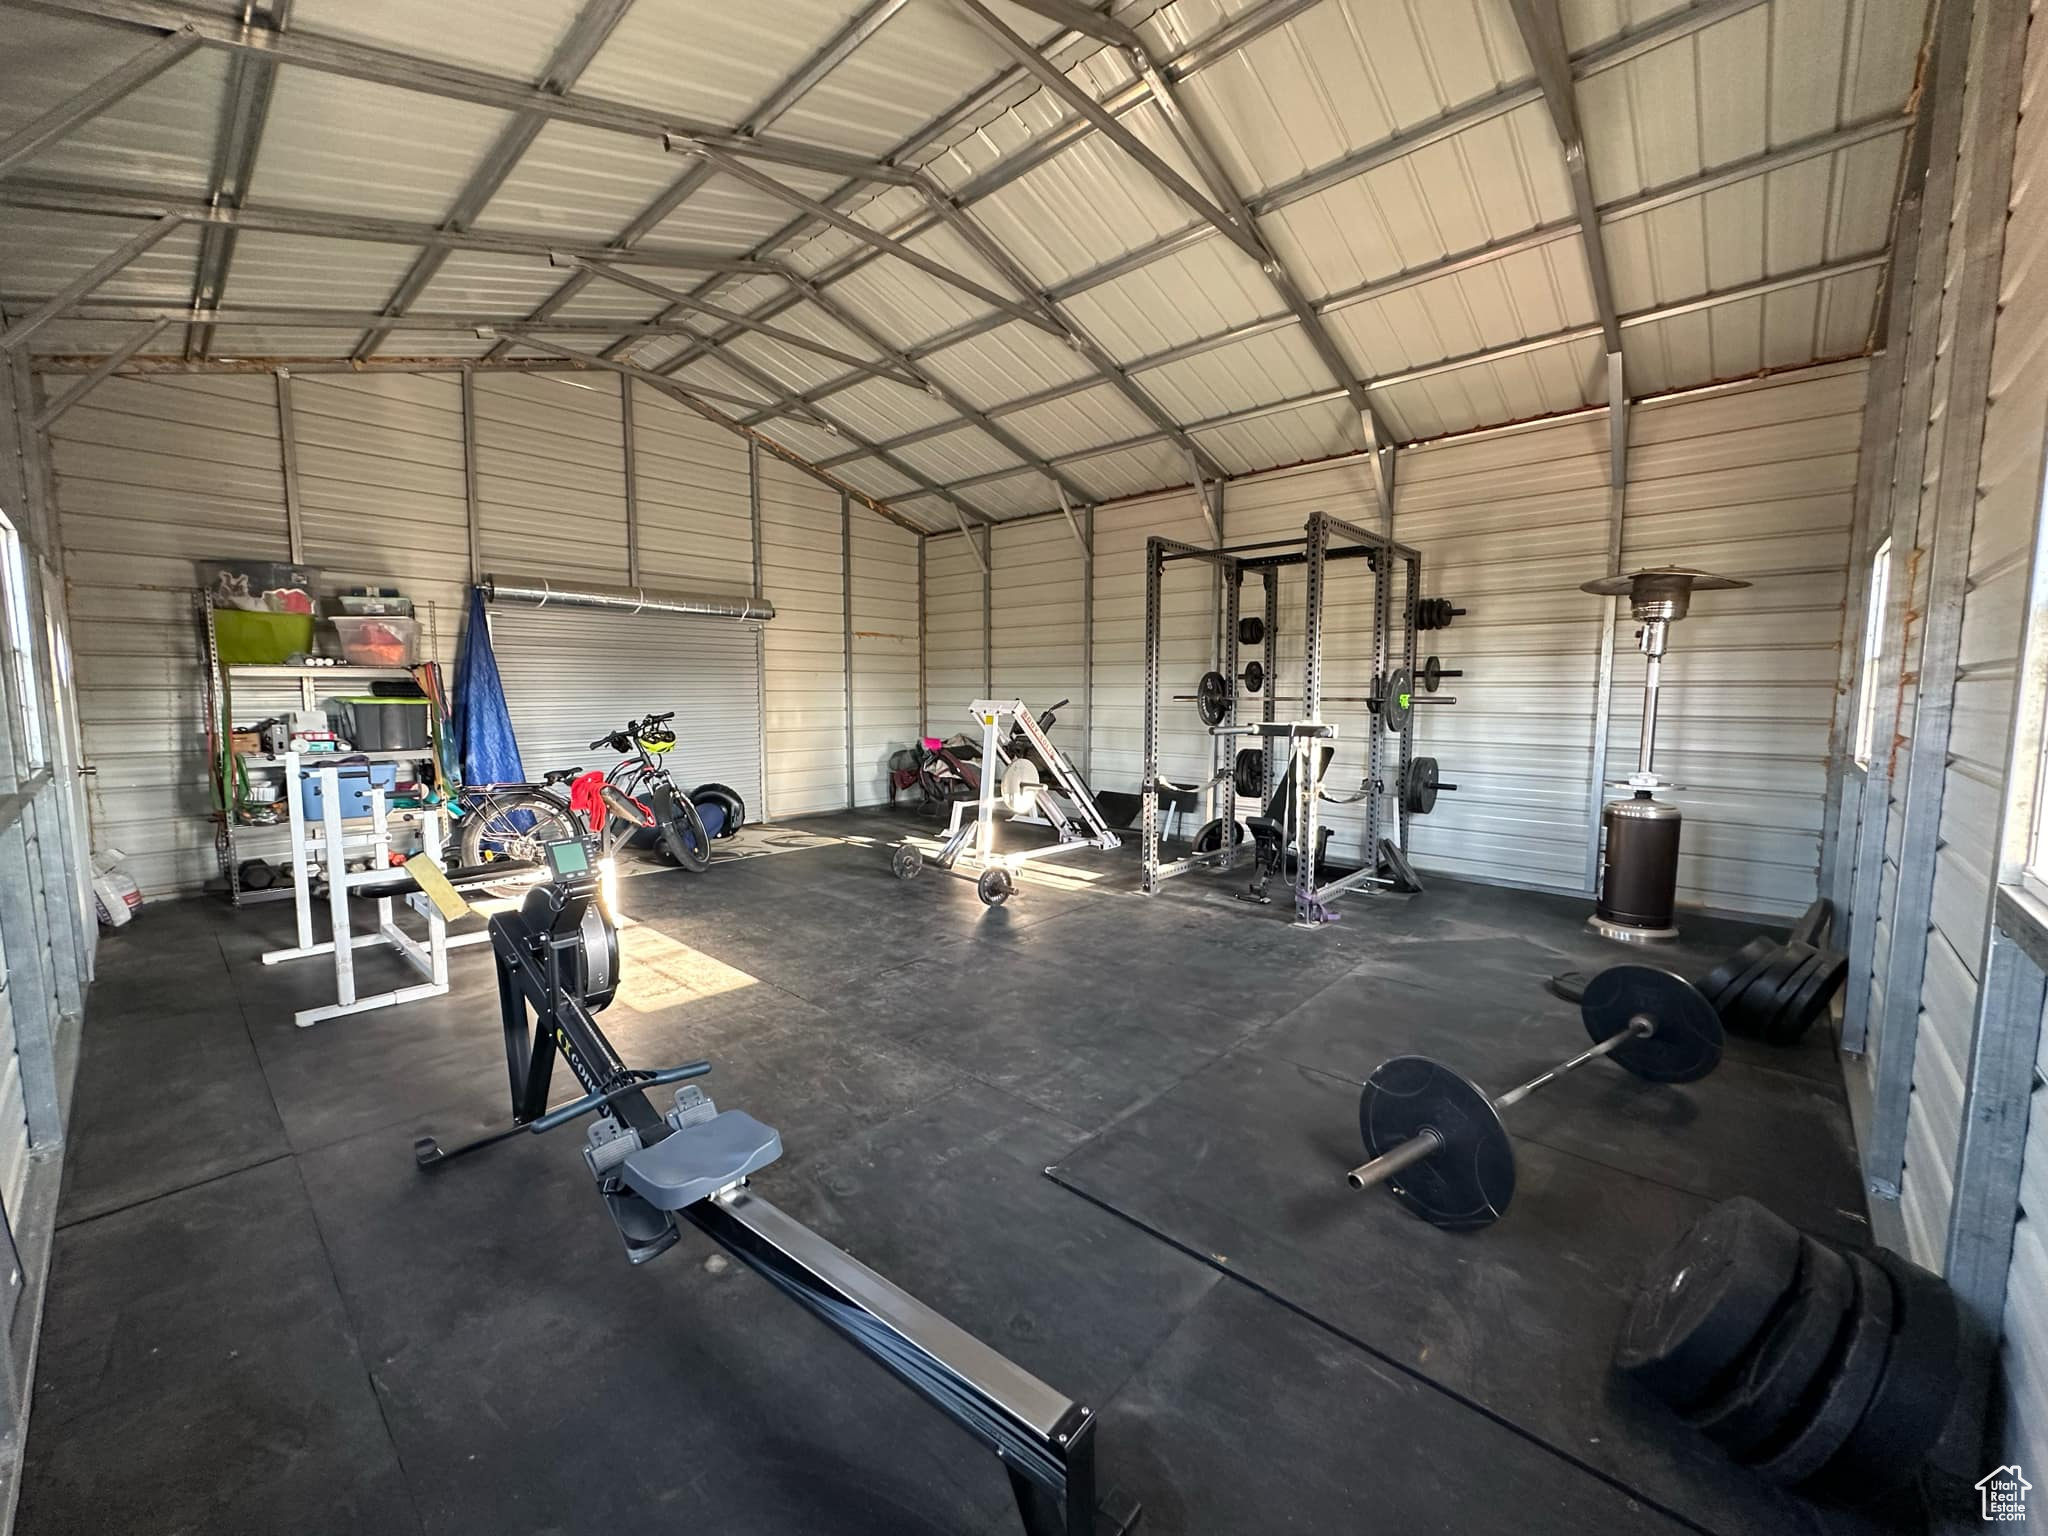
[1345,966,1720,1229]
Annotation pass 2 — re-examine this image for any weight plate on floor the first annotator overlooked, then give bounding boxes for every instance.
[1729,943,1821,1039]
[1696,937,1778,1013]
[1749,1249,1894,1483]
[975,867,1013,907]
[1717,941,1796,1025]
[1789,896,1835,949]
[1583,966,1722,1083]
[1688,1237,1855,1458]
[1614,1195,1803,1408]
[891,843,921,881]
[1808,1248,1960,1498]
[1773,949,1849,1047]
[1377,838,1423,896]
[1196,670,1231,727]
[1191,817,1252,854]
[1238,615,1265,646]
[1357,1056,1515,1230]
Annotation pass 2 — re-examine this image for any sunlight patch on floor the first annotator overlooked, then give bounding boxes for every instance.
[610,917,760,1013]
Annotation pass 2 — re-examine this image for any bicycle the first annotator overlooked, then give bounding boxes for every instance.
[591,712,713,873]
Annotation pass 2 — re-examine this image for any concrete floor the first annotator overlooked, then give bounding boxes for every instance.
[19,811,1889,1535]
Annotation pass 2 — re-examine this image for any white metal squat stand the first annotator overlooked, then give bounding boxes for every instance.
[261,752,490,1027]
[891,699,1121,906]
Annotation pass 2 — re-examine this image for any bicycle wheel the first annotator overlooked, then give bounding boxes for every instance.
[649,783,712,872]
[458,791,578,895]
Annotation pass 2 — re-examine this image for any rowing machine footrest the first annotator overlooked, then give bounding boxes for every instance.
[621,1110,782,1211]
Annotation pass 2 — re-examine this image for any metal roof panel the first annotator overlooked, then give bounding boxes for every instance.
[917,319,1096,408]
[292,0,585,81]
[474,119,688,241]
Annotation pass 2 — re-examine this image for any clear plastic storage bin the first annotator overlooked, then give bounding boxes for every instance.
[330,615,419,668]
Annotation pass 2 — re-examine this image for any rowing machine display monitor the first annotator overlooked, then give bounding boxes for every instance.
[1578,567,1750,943]
[416,836,1135,1536]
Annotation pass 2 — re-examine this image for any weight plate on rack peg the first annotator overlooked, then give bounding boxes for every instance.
[1195,670,1231,727]
[1381,667,1414,734]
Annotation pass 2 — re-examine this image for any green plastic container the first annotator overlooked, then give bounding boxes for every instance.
[214,609,316,666]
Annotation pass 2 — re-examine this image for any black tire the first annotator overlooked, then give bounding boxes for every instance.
[457,792,579,896]
[690,782,747,840]
[651,784,713,873]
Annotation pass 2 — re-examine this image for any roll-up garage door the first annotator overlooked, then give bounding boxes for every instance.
[488,604,764,817]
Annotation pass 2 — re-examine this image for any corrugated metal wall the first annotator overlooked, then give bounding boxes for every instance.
[43,372,923,893]
[1879,0,2038,1271]
[51,373,290,897]
[850,515,919,807]
[1989,0,2048,1471]
[930,360,1864,901]
[757,456,846,819]
[990,517,1087,761]
[922,528,984,738]
[1609,365,1867,916]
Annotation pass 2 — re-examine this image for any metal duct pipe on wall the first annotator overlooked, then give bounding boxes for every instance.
[481,574,775,621]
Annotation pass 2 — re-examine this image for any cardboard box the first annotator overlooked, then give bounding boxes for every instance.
[228,730,262,755]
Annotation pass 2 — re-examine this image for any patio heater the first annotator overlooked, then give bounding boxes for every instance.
[1579,566,1751,942]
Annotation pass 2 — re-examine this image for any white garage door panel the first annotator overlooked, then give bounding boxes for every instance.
[489,605,764,818]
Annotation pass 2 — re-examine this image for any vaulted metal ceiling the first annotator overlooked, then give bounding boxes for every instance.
[0,0,1931,531]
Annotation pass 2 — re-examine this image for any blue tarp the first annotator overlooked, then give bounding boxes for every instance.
[456,587,523,789]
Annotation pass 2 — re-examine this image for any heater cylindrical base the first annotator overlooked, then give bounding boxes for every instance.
[1594,794,1682,942]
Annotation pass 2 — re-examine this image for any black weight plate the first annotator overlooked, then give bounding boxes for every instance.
[1196,670,1231,727]
[1788,896,1835,949]
[1377,838,1423,895]
[1358,1056,1514,1230]
[1583,965,1722,1083]
[1238,615,1265,646]
[975,867,1012,907]
[1383,667,1414,735]
[1688,1237,1855,1458]
[1614,1195,1803,1408]
[1233,749,1264,799]
[1696,937,1778,1013]
[1404,756,1440,815]
[891,843,921,881]
[1808,1248,1960,1497]
[1749,1249,1894,1482]
[1729,943,1817,1038]
[1191,817,1252,854]
[1773,949,1849,1047]
[1242,658,1265,695]
[1422,655,1441,692]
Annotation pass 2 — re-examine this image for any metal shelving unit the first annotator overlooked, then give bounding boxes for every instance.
[199,594,440,906]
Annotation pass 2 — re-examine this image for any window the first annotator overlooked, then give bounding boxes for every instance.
[1853,538,1892,769]
[0,510,45,772]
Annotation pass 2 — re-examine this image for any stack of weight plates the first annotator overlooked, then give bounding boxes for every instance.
[1693,899,1848,1046]
[1615,1197,1959,1501]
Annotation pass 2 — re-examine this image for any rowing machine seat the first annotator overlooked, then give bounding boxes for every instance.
[621,1111,782,1211]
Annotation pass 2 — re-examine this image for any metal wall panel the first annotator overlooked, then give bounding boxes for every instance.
[923,530,985,737]
[757,455,846,817]
[990,516,1086,756]
[487,603,764,818]
[50,372,288,897]
[2003,986,2048,1477]
[629,384,754,593]
[1088,488,1212,802]
[1606,364,1867,916]
[850,515,919,807]
[472,371,630,583]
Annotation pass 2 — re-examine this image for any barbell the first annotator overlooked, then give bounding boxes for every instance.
[1345,966,1720,1229]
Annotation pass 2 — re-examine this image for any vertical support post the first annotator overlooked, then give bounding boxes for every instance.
[1867,0,2028,1196]
[749,439,768,819]
[841,491,855,810]
[621,375,640,586]
[1298,513,1328,922]
[981,525,993,697]
[275,368,304,564]
[1219,569,1240,873]
[1584,352,1628,894]
[1141,538,1164,894]
[917,534,928,736]
[1080,503,1094,787]
[1397,550,1418,851]
[1364,525,1389,869]
[461,369,484,585]
[1261,570,1278,801]
[321,765,354,1010]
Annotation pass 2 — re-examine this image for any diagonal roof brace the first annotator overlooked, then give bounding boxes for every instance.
[0,23,201,175]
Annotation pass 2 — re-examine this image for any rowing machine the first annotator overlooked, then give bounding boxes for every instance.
[415,834,1137,1536]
